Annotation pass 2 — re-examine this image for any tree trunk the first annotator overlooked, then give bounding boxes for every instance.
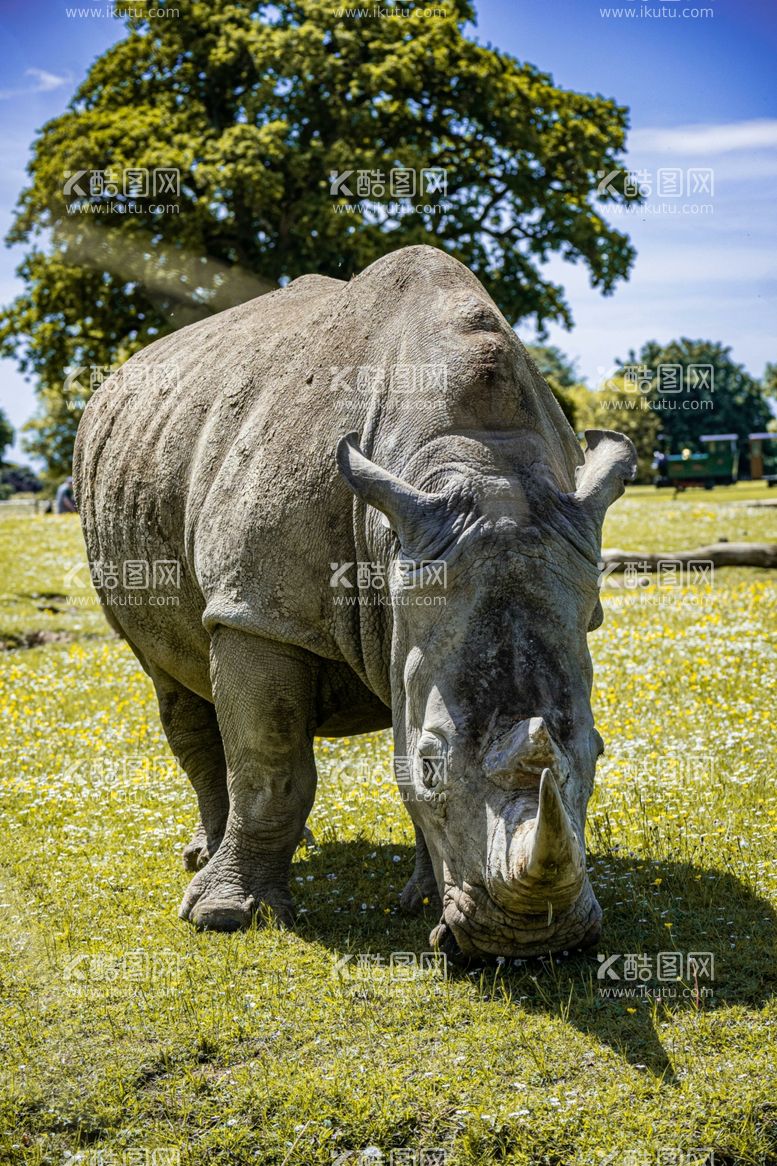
[600,542,777,571]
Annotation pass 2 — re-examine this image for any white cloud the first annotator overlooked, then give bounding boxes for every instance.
[26,67,70,93]
[0,67,70,101]
[629,119,777,156]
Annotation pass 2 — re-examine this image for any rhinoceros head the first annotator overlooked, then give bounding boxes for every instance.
[337,427,636,958]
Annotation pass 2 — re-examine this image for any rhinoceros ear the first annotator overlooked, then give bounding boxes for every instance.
[336,432,448,551]
[573,430,637,525]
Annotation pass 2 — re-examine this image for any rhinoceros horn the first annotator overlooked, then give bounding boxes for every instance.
[522,768,584,888]
[494,768,584,913]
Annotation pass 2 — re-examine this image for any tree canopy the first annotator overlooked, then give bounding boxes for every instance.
[618,339,773,452]
[543,339,775,483]
[0,0,639,478]
[0,409,13,464]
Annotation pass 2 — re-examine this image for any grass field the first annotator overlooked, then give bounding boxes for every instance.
[1,483,776,1166]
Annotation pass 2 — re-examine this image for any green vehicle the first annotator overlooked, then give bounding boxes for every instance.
[749,432,777,487]
[654,434,739,491]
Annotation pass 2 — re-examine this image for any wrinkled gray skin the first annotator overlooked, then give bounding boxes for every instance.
[74,245,636,958]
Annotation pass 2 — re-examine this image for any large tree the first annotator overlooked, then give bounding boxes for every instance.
[0,409,13,464]
[618,339,773,452]
[761,363,777,428]
[0,0,638,478]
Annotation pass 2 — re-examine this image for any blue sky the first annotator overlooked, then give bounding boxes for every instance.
[0,0,775,461]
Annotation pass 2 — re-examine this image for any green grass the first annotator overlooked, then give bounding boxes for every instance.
[1,483,776,1165]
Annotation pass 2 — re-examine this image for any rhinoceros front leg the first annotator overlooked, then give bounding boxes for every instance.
[399,822,441,914]
[179,629,317,932]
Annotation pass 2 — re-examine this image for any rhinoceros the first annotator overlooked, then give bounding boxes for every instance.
[74,245,636,958]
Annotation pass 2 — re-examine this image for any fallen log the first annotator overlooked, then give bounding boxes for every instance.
[600,542,777,571]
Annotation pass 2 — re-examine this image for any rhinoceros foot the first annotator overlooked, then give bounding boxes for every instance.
[178,846,295,933]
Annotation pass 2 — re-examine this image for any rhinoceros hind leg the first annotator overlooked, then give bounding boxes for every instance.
[149,665,229,872]
[179,629,318,932]
[400,823,441,914]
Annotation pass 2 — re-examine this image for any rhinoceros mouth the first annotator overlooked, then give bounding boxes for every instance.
[437,879,602,959]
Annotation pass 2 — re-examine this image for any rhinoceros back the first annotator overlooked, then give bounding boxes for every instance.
[74,272,360,692]
[74,245,581,698]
